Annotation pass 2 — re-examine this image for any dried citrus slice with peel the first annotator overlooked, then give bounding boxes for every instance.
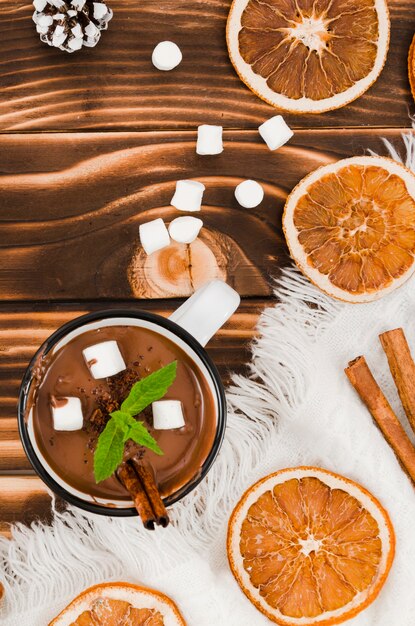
[283,156,415,302]
[227,0,390,113]
[228,467,394,626]
[49,582,186,626]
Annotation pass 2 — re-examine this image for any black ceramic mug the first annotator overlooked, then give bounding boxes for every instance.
[18,280,240,516]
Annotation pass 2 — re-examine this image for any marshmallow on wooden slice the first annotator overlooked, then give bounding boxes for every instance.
[234,179,264,208]
[196,125,223,155]
[152,400,185,430]
[258,115,294,151]
[52,396,84,431]
[171,180,205,212]
[169,216,203,244]
[152,41,182,71]
[139,218,170,255]
[83,340,126,379]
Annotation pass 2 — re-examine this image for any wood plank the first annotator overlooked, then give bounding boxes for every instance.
[0,128,406,301]
[0,0,414,131]
[0,298,265,478]
[0,476,52,536]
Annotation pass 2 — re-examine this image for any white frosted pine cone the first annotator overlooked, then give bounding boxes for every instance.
[32,0,113,53]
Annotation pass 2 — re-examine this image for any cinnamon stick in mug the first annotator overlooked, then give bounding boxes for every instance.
[117,462,156,530]
[379,328,415,435]
[131,458,169,528]
[345,355,415,485]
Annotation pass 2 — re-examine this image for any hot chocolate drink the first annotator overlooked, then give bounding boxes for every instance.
[29,324,217,502]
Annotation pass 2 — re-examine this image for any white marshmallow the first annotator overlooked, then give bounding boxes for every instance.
[258,115,294,151]
[169,216,203,244]
[49,0,65,7]
[67,9,77,16]
[196,125,223,155]
[71,0,86,8]
[234,179,264,208]
[152,400,185,430]
[171,180,205,212]
[83,340,126,379]
[139,218,170,255]
[93,2,108,19]
[152,41,182,71]
[33,0,47,11]
[52,397,84,431]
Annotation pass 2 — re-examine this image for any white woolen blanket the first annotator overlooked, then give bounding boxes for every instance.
[2,137,415,625]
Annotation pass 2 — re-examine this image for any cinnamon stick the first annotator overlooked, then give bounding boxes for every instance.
[379,328,415,435]
[345,356,415,485]
[130,457,169,528]
[117,462,156,530]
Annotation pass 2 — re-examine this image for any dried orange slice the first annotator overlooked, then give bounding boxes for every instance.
[49,582,186,626]
[227,0,390,113]
[408,33,415,103]
[228,467,394,626]
[283,155,415,302]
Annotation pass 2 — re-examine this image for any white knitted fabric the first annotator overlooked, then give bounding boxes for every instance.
[2,135,415,625]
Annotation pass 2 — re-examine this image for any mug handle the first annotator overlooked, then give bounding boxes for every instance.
[169,280,240,347]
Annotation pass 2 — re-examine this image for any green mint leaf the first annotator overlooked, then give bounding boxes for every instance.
[121,360,177,416]
[111,410,132,433]
[93,415,127,483]
[125,416,163,456]
[93,362,174,483]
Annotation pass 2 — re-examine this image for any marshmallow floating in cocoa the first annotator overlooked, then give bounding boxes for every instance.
[152,400,185,429]
[83,340,126,379]
[171,180,205,212]
[258,115,293,151]
[169,216,203,244]
[196,125,223,155]
[152,41,182,71]
[139,217,170,255]
[234,179,264,208]
[52,396,84,431]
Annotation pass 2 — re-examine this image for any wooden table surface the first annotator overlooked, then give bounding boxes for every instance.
[1,0,414,535]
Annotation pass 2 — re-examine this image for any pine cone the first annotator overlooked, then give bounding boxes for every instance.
[32,0,113,53]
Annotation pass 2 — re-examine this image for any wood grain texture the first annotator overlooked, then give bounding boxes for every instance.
[0,299,264,477]
[0,128,406,302]
[0,0,415,131]
[1,0,415,535]
[0,476,52,537]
